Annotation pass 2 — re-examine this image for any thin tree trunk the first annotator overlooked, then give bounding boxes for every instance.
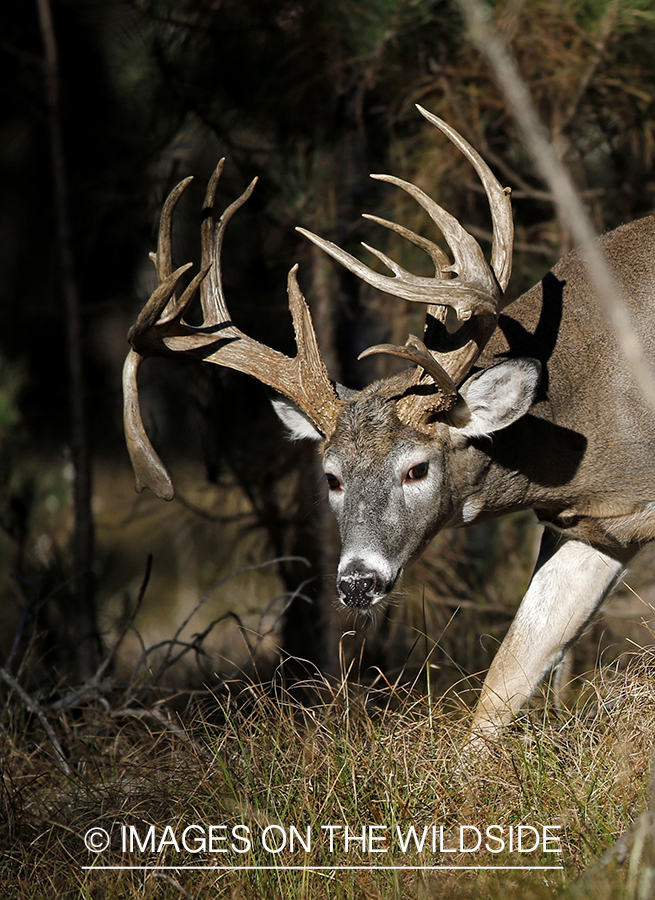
[36,0,98,678]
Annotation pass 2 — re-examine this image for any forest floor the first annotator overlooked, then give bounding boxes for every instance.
[2,644,655,899]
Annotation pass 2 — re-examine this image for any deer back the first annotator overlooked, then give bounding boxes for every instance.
[475,215,655,548]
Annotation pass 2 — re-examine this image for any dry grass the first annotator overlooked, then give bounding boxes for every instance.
[2,646,655,899]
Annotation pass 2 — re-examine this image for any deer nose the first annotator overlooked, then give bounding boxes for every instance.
[338,574,376,607]
[337,557,400,610]
[337,561,394,609]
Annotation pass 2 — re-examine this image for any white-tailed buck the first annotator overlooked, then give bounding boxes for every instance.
[123,106,655,747]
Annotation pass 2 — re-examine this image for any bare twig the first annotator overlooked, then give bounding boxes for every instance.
[0,667,71,776]
[48,556,154,713]
[95,554,153,682]
[558,1,618,136]
[152,556,309,682]
[109,705,188,741]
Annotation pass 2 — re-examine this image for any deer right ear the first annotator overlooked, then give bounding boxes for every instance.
[272,397,325,442]
[447,358,542,438]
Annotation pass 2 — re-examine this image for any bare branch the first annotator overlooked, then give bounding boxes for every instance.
[0,667,71,776]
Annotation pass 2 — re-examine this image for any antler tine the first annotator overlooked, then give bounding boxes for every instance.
[124,163,341,499]
[371,172,499,302]
[297,106,514,396]
[362,213,451,272]
[200,161,258,326]
[415,105,513,293]
[296,224,498,322]
[359,334,458,400]
[154,176,194,312]
[297,166,501,322]
[198,159,223,323]
[184,264,340,434]
[128,262,193,345]
[359,242,418,280]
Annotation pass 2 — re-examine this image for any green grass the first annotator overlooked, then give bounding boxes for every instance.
[2,648,655,899]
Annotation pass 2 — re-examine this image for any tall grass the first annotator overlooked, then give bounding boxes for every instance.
[2,645,654,899]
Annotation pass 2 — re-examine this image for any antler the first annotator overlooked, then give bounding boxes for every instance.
[296,105,513,391]
[123,160,340,500]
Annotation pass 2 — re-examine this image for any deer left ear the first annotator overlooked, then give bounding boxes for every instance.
[272,382,352,441]
[448,359,541,438]
[272,397,325,441]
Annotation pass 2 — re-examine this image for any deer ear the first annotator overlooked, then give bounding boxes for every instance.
[272,383,351,441]
[272,397,325,441]
[449,358,541,438]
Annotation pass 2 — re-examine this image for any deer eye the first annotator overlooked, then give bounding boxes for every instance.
[325,473,342,491]
[405,462,429,482]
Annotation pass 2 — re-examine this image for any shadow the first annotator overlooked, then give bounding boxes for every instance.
[496,272,565,397]
[430,273,585,487]
[476,413,587,488]
[424,272,565,401]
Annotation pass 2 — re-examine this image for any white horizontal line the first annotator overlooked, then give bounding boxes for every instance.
[82,865,564,871]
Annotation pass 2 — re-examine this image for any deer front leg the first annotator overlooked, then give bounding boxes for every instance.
[466,528,634,750]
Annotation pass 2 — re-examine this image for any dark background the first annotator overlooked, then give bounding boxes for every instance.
[1,0,655,690]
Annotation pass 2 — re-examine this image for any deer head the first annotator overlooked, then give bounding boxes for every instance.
[124,106,540,609]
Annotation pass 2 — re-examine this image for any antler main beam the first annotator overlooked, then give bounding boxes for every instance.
[123,162,340,500]
[297,105,513,389]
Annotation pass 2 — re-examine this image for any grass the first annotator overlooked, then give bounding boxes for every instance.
[2,646,655,900]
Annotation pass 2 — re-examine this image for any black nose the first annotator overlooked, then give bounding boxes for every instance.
[338,575,376,607]
[337,563,392,609]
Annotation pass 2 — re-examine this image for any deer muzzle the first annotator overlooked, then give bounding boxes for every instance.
[336,560,399,610]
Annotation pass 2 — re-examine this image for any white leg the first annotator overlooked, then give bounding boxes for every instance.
[467,528,634,748]
[552,648,574,712]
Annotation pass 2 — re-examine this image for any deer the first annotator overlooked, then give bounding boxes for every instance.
[123,105,655,749]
